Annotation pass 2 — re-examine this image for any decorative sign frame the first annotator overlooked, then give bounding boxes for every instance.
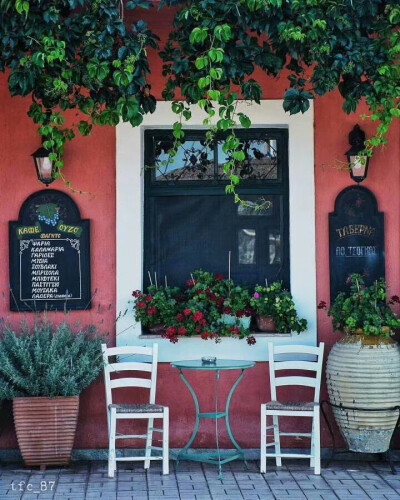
[329,186,385,300]
[9,189,91,311]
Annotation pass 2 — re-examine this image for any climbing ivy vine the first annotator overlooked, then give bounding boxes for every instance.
[1,0,399,194]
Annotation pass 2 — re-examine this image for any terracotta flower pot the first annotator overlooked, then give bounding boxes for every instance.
[13,396,79,468]
[256,315,276,332]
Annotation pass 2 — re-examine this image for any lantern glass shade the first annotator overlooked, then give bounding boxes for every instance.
[345,124,369,183]
[32,146,55,185]
[348,153,369,183]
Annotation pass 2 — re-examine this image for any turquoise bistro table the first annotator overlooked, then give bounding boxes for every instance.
[171,359,255,475]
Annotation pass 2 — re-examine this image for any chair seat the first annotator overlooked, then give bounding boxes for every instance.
[109,403,165,414]
[264,401,318,411]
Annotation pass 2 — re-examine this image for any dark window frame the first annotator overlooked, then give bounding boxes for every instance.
[143,128,290,288]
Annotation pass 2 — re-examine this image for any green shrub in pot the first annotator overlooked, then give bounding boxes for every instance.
[0,319,104,468]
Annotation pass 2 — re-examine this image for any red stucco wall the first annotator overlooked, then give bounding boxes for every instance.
[0,76,117,449]
[1,10,400,453]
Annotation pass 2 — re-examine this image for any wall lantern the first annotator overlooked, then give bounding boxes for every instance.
[32,142,55,186]
[346,124,370,183]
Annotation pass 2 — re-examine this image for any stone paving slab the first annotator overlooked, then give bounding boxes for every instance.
[0,460,400,499]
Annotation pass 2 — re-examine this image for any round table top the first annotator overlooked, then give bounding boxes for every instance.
[171,359,255,371]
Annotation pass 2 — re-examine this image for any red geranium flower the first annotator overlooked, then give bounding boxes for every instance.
[147,307,158,316]
[223,306,233,315]
[215,273,224,281]
[193,311,204,323]
[229,326,240,335]
[166,326,177,336]
[178,327,187,336]
[137,301,146,309]
[184,308,192,317]
[176,313,184,323]
[145,295,153,302]
[187,279,198,287]
[201,331,211,340]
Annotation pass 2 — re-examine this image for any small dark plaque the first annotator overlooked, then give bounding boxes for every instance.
[330,186,385,300]
[9,190,91,311]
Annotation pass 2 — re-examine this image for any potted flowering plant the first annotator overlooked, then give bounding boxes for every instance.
[132,285,181,334]
[220,285,253,330]
[163,304,256,345]
[250,282,307,333]
[163,306,218,343]
[161,270,256,344]
[319,273,400,455]
[320,274,400,336]
[185,270,252,329]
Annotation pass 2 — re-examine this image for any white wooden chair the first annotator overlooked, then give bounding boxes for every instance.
[261,342,325,475]
[102,343,169,478]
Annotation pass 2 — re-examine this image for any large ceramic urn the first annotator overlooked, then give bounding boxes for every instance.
[326,336,400,453]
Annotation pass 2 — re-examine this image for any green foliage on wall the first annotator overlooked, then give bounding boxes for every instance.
[1,0,399,191]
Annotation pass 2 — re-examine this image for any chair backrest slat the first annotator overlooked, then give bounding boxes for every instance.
[268,342,324,403]
[273,360,318,372]
[102,343,159,425]
[273,345,322,355]
[105,362,153,373]
[104,345,153,357]
[275,376,317,388]
[110,377,152,389]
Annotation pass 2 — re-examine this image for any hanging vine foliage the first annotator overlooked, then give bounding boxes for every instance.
[0,0,399,192]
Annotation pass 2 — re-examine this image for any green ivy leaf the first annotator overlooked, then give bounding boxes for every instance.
[238,113,251,128]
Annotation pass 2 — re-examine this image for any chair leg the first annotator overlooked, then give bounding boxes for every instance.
[272,415,282,467]
[260,404,267,473]
[144,417,154,469]
[310,419,315,468]
[313,408,321,475]
[162,407,169,475]
[108,408,117,478]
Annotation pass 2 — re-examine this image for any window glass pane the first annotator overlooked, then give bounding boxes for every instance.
[218,138,279,180]
[269,231,281,265]
[144,129,288,289]
[238,229,256,264]
[146,194,285,287]
[153,139,213,181]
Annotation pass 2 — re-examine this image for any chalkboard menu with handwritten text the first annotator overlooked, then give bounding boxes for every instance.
[9,190,91,311]
[329,186,384,300]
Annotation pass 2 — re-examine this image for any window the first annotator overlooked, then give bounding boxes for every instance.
[144,129,289,288]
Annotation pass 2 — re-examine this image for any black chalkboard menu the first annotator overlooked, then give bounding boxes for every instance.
[9,190,91,311]
[329,186,385,300]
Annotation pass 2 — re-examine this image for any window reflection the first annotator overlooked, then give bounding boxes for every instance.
[269,231,281,264]
[154,139,213,181]
[239,229,256,264]
[218,139,278,180]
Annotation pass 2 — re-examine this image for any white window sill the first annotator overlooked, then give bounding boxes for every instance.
[139,332,292,339]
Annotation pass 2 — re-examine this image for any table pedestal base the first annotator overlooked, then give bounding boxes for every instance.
[175,367,250,477]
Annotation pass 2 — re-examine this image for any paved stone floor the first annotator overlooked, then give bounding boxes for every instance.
[0,460,400,500]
